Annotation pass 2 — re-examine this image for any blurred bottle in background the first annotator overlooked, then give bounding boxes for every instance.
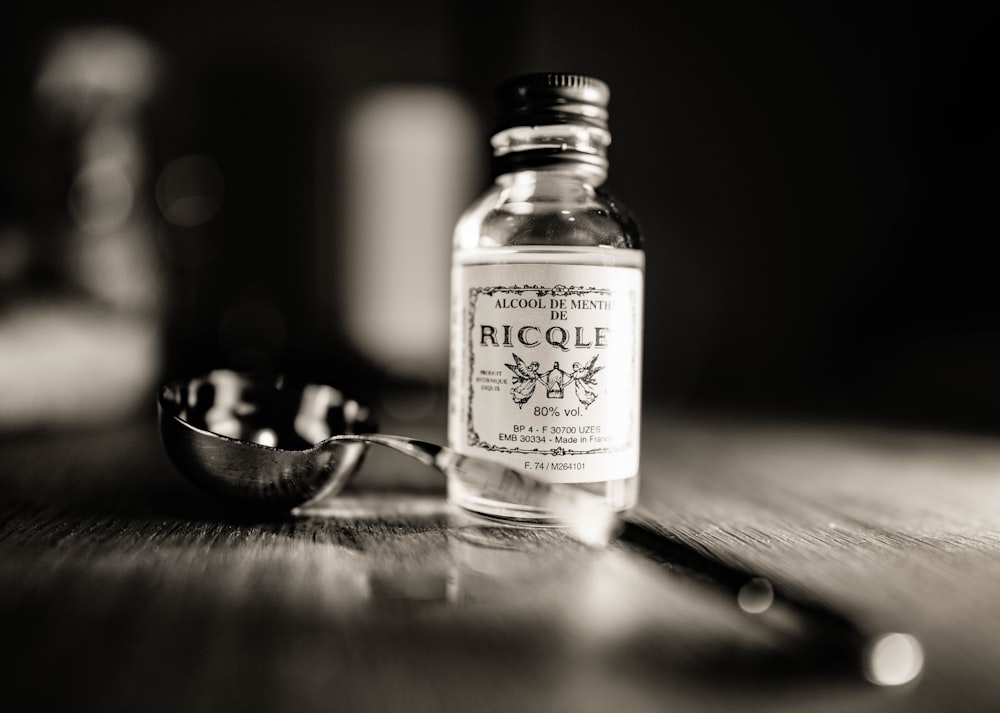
[0,25,167,432]
[336,83,480,427]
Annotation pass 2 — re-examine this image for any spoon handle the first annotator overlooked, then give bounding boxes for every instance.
[324,433,620,546]
[326,433,444,469]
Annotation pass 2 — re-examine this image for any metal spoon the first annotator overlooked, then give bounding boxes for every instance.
[157,370,922,683]
[157,369,619,546]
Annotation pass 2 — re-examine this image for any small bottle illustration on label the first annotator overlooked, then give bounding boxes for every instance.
[448,73,645,523]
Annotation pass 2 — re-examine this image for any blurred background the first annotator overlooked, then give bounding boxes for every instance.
[0,0,995,435]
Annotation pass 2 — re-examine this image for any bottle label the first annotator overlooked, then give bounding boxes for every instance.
[451,262,642,483]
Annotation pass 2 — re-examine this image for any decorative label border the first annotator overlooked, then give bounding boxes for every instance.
[465,283,638,456]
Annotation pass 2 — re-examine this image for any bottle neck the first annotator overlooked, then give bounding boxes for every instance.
[490,124,610,184]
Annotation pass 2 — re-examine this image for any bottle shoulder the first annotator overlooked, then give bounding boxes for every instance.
[455,178,642,251]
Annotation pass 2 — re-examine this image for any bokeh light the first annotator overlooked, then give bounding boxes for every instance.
[156,154,225,228]
[864,632,925,687]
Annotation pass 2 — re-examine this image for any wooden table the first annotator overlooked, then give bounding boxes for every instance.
[2,404,999,712]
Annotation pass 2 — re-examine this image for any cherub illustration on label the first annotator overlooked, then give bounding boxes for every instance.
[505,354,603,408]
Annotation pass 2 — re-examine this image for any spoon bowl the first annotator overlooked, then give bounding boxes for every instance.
[158,370,377,510]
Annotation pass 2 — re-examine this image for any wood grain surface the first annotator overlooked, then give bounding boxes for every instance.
[2,406,998,712]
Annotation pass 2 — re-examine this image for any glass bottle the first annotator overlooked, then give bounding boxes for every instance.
[448,73,645,523]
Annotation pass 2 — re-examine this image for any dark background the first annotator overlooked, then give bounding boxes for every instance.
[1,0,996,432]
